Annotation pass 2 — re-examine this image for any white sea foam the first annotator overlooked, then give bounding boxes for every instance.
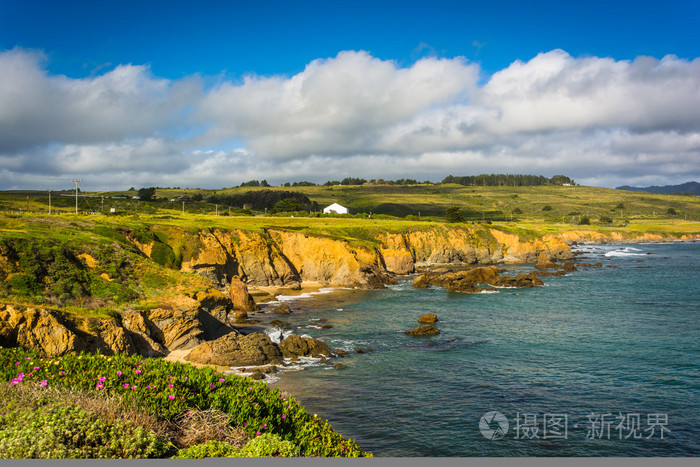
[274,287,336,303]
[264,326,294,344]
[604,247,647,257]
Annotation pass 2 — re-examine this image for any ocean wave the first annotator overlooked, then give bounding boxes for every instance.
[604,247,647,257]
[263,326,295,344]
[272,287,337,303]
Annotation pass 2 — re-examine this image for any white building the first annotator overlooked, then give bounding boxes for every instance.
[323,203,349,214]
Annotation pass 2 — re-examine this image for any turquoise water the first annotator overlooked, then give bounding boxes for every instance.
[266,243,700,456]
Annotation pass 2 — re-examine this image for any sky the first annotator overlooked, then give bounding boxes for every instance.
[0,0,699,191]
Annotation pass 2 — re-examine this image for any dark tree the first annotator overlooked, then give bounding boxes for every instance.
[274,197,303,212]
[137,187,156,201]
[445,206,464,223]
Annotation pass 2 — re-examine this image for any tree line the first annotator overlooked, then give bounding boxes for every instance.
[442,174,574,186]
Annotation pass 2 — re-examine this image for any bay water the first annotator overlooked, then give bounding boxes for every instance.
[264,243,699,456]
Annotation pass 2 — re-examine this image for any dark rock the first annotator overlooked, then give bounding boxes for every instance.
[251,370,264,380]
[576,262,603,267]
[279,334,332,359]
[273,303,292,315]
[531,270,567,277]
[535,252,559,269]
[418,313,439,323]
[333,349,347,356]
[185,332,283,366]
[412,274,432,288]
[269,320,289,327]
[321,324,333,329]
[405,324,440,336]
[562,261,577,271]
[334,363,347,370]
[229,276,259,312]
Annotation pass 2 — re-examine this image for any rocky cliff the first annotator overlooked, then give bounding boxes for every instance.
[123,224,578,288]
[117,224,696,289]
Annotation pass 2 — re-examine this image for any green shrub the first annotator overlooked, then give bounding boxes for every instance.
[445,206,464,223]
[542,205,552,211]
[578,216,591,225]
[599,216,613,223]
[173,440,240,458]
[0,389,170,458]
[240,433,299,457]
[149,243,181,270]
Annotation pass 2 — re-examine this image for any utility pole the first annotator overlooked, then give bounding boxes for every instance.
[48,190,51,215]
[216,204,218,216]
[72,179,81,214]
[26,196,29,213]
[182,201,185,215]
[101,195,104,213]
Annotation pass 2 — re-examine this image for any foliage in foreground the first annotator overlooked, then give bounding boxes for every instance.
[174,434,299,458]
[0,384,170,458]
[0,347,370,458]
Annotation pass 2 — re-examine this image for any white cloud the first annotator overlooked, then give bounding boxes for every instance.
[0,48,200,154]
[1,47,698,189]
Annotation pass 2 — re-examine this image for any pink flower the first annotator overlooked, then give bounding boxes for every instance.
[168,383,174,388]
[33,366,40,371]
[59,371,66,376]
[122,383,129,388]
[243,422,247,426]
[116,371,122,376]
[14,362,19,365]
[218,378,225,382]
[256,431,262,436]
[262,424,267,428]
[282,414,286,419]
[248,386,252,391]
[25,357,31,360]
[98,376,106,382]
[209,383,216,388]
[146,385,151,389]
[168,395,175,401]
[96,383,104,390]
[39,380,47,387]
[135,370,141,374]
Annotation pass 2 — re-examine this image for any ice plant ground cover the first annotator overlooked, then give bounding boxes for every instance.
[0,347,369,458]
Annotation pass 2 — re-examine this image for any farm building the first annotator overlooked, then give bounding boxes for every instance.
[323,203,349,214]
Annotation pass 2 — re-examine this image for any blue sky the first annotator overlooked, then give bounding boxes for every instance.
[1,0,699,190]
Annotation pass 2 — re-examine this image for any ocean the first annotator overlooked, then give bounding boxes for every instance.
[261,243,699,456]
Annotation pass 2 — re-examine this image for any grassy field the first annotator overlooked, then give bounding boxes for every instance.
[2,184,698,223]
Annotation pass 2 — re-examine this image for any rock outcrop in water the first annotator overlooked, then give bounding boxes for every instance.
[405,324,440,336]
[413,266,543,293]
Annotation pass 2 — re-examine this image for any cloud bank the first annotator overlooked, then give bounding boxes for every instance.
[1,47,699,189]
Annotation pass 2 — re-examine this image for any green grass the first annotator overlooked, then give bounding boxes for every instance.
[3,184,699,222]
[0,347,370,458]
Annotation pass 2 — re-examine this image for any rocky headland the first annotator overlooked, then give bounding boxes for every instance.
[1,220,697,369]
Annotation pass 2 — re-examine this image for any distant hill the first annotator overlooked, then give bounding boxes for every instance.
[616,181,699,196]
